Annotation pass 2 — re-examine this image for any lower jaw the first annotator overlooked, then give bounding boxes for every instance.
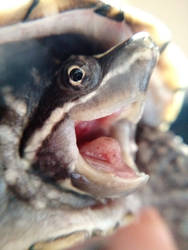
[63,117,149,199]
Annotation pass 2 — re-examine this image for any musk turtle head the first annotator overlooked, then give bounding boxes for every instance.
[0,1,187,250]
[0,0,159,203]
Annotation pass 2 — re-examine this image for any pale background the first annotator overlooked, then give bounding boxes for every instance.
[128,0,188,57]
[128,0,188,143]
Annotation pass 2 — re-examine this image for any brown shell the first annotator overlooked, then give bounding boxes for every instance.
[0,0,123,26]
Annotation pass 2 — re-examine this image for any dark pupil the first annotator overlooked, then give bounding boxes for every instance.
[70,68,83,82]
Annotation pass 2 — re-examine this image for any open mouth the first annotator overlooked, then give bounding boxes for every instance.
[75,111,137,178]
[67,102,149,198]
[24,95,150,199]
[30,103,149,199]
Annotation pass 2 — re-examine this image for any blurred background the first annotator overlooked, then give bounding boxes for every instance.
[128,0,188,143]
[128,0,188,56]
[107,3,188,250]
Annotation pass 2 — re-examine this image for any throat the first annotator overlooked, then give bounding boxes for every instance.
[75,113,137,178]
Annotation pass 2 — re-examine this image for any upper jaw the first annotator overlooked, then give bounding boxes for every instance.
[69,32,159,121]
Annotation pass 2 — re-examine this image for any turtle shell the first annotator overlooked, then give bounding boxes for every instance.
[0,1,187,250]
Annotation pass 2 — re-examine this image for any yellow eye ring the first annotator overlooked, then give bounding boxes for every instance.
[68,65,85,86]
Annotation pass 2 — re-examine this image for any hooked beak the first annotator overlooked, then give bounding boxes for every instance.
[99,32,159,91]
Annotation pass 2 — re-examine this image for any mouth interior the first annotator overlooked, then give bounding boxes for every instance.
[75,111,137,178]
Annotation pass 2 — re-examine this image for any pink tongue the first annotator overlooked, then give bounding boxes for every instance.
[79,136,136,178]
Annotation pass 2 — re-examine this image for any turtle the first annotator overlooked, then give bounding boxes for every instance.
[0,1,187,250]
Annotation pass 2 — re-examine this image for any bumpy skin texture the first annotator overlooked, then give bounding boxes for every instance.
[136,125,188,250]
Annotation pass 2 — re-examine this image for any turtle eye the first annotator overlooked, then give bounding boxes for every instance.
[68,66,85,86]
